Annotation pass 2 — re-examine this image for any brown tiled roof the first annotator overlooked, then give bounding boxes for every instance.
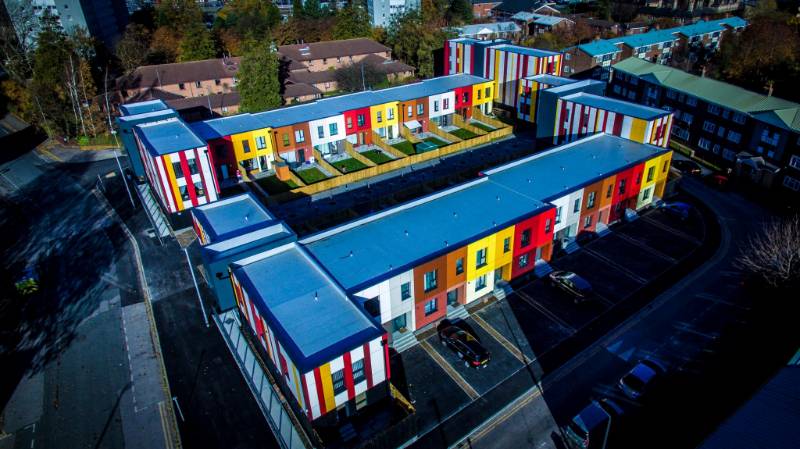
[283,83,323,99]
[118,57,240,90]
[287,56,414,85]
[166,92,241,110]
[125,88,185,103]
[360,54,415,75]
[278,38,390,62]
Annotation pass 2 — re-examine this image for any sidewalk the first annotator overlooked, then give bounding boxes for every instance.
[37,141,122,164]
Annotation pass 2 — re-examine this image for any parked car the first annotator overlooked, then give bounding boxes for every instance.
[575,231,599,246]
[564,398,624,449]
[548,270,593,302]
[672,159,703,175]
[618,359,667,400]
[660,201,692,220]
[437,320,491,368]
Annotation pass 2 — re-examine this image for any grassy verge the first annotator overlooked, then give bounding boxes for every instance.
[361,150,393,164]
[333,157,368,173]
[471,121,495,133]
[392,140,416,155]
[295,167,329,184]
[256,175,298,194]
[424,136,448,147]
[449,127,479,140]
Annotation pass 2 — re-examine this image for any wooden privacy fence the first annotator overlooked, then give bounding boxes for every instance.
[472,108,508,129]
[428,121,462,143]
[263,125,513,204]
[344,140,377,167]
[453,114,488,136]
[311,148,343,176]
[400,125,422,144]
[371,131,410,159]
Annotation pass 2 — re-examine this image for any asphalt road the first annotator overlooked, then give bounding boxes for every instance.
[460,176,769,449]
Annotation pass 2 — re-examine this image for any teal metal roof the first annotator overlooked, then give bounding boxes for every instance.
[578,40,622,56]
[560,92,671,120]
[609,29,678,49]
[120,100,169,116]
[134,118,206,156]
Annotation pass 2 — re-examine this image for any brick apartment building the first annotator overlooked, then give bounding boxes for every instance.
[610,57,800,196]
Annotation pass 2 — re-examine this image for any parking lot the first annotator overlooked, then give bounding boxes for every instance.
[391,201,707,440]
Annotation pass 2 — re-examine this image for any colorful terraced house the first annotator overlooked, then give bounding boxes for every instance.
[191,132,673,425]
[444,38,563,110]
[120,75,498,215]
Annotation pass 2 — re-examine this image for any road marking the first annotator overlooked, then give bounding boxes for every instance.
[419,340,479,400]
[613,232,677,263]
[471,313,528,364]
[672,321,720,340]
[515,290,576,333]
[582,248,648,284]
[641,216,700,244]
[695,292,751,310]
[593,291,615,308]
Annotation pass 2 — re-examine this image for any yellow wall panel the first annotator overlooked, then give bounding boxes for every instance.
[319,363,335,411]
[466,233,497,281]
[161,154,183,211]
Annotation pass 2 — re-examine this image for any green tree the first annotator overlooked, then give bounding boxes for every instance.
[334,62,387,92]
[155,0,203,33]
[237,41,282,112]
[116,24,151,72]
[332,3,373,40]
[216,0,282,42]
[291,0,305,20]
[31,13,74,136]
[387,9,448,78]
[178,24,217,61]
[446,0,473,25]
[303,0,325,19]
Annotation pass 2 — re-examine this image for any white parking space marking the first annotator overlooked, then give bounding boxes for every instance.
[419,340,480,400]
[515,290,576,333]
[612,232,677,263]
[582,248,648,284]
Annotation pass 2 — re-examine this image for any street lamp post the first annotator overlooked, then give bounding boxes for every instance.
[103,65,136,209]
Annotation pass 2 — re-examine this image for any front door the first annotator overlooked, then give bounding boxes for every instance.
[447,289,458,307]
[388,126,394,139]
[535,246,543,261]
[494,267,504,282]
[297,149,305,163]
[358,132,365,145]
[219,164,229,180]
[392,313,407,332]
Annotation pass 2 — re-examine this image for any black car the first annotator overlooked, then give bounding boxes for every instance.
[548,270,593,301]
[437,321,491,368]
[672,159,702,175]
[575,231,599,246]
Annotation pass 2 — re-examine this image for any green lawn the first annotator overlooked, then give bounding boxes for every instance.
[423,136,448,148]
[333,157,368,173]
[295,167,329,184]
[392,140,416,156]
[256,175,298,194]
[471,121,495,133]
[361,150,393,164]
[449,127,480,140]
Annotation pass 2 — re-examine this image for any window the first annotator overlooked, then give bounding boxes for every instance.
[783,176,800,191]
[646,166,655,182]
[722,109,730,119]
[294,130,305,142]
[282,134,290,147]
[686,96,697,106]
[352,359,365,384]
[618,179,626,195]
[178,83,185,90]
[584,215,592,229]
[477,89,482,100]
[455,257,464,275]
[317,126,324,138]
[407,106,412,117]
[681,112,693,124]
[642,186,651,200]
[401,282,411,300]
[329,123,338,136]
[242,140,251,153]
[376,111,383,123]
[727,130,742,144]
[178,184,190,201]
[193,181,205,197]
[717,126,726,138]
[254,136,266,150]
[485,87,490,98]
[666,89,677,99]
[702,121,716,133]
[573,198,581,213]
[732,112,746,124]
[476,248,487,268]
[788,155,800,170]
[587,191,596,209]
[195,81,201,88]
[698,137,711,150]
[388,108,394,120]
[187,158,199,175]
[332,369,346,395]
[606,183,614,198]
[662,160,669,173]
[417,104,424,116]
[518,253,529,268]
[707,104,721,115]
[555,206,563,224]
[214,79,220,86]
[462,92,468,103]
[544,218,552,233]
[346,116,353,129]
[357,114,365,127]
[520,229,531,247]
[424,269,438,292]
[475,274,487,291]
[433,101,439,112]
[503,237,511,253]
[424,298,438,316]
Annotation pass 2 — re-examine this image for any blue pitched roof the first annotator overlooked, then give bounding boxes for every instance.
[135,118,206,156]
[526,74,578,88]
[675,17,745,37]
[560,92,670,120]
[203,222,296,263]
[190,114,269,140]
[578,40,622,56]
[192,193,276,243]
[302,133,667,292]
[120,99,169,116]
[232,243,384,373]
[118,108,176,124]
[490,44,560,58]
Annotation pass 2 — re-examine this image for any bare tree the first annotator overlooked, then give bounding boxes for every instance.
[737,215,800,288]
[0,0,39,82]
